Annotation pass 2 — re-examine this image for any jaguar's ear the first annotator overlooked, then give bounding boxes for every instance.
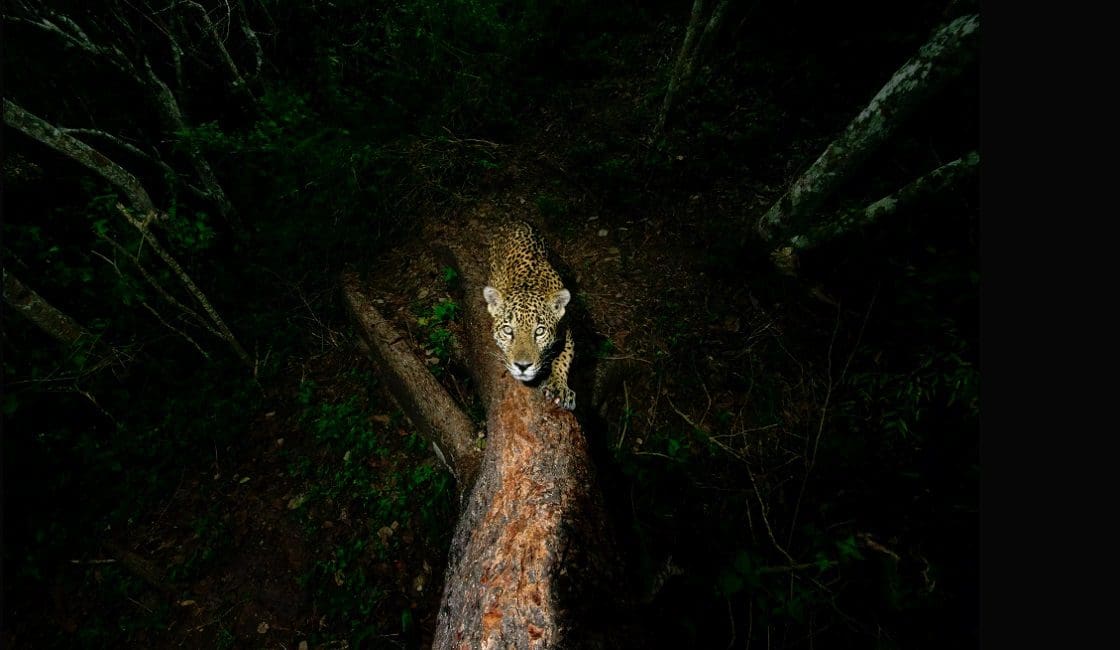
[551,288,571,318]
[483,286,503,317]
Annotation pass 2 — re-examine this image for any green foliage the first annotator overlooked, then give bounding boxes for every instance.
[416,297,459,368]
[289,379,453,644]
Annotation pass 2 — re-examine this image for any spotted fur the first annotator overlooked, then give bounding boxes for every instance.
[482,221,576,410]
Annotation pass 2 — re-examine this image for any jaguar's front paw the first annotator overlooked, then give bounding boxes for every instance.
[541,382,576,411]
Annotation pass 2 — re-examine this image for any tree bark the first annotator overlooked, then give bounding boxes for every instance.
[798,150,980,252]
[756,14,979,246]
[652,0,732,139]
[2,268,131,375]
[3,269,94,348]
[342,272,482,492]
[340,227,627,648]
[653,0,706,140]
[4,99,159,217]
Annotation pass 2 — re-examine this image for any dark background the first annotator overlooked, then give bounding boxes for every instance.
[2,1,979,647]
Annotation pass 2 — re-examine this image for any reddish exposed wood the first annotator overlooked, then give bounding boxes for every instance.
[341,225,627,648]
[429,234,625,650]
[342,272,482,490]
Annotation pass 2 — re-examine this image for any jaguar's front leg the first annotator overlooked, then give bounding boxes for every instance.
[541,328,576,410]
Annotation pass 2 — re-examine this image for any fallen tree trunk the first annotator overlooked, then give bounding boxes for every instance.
[342,272,482,491]
[432,236,624,649]
[340,225,626,648]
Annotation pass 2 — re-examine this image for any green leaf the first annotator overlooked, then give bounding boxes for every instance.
[717,570,744,596]
[733,550,753,575]
[836,535,864,561]
[2,393,18,416]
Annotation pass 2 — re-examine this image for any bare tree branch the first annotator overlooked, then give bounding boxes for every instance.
[4,99,160,217]
[3,268,95,348]
[182,1,257,103]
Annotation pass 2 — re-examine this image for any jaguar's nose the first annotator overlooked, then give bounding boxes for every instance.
[514,362,532,372]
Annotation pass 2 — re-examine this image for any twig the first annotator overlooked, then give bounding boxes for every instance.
[787,305,842,545]
[96,236,221,338]
[140,301,212,360]
[726,596,736,650]
[616,380,630,450]
[116,203,252,367]
[743,451,796,565]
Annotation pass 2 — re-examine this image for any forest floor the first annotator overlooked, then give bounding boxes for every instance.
[4,10,976,650]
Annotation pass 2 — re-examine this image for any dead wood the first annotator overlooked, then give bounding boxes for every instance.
[341,222,628,648]
[342,272,482,490]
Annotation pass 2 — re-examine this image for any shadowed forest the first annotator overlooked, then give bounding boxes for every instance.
[2,1,979,648]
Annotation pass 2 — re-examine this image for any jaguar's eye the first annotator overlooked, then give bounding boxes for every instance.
[535,326,546,337]
[502,325,514,336]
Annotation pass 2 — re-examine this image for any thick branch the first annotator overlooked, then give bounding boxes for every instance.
[3,269,93,347]
[756,14,979,244]
[790,151,980,252]
[341,273,482,490]
[4,99,159,216]
[653,0,706,139]
[237,0,264,79]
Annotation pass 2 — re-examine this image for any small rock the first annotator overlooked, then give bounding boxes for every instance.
[239,476,251,484]
[598,229,608,237]
[299,642,309,650]
[287,494,308,510]
[265,411,276,418]
[275,438,284,447]
[257,622,269,634]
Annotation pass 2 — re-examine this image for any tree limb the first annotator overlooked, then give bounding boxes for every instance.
[3,268,95,348]
[756,14,980,245]
[4,99,159,217]
[341,272,482,491]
